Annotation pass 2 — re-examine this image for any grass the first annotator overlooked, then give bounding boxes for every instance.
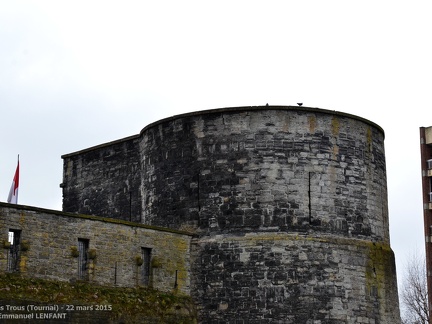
[0,273,197,323]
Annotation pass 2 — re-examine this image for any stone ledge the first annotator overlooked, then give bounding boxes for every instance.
[199,231,392,250]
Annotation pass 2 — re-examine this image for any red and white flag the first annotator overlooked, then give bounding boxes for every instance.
[7,160,19,204]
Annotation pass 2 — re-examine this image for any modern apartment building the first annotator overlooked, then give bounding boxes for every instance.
[419,126,432,322]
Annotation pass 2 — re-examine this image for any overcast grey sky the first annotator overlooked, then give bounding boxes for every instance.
[1,0,431,291]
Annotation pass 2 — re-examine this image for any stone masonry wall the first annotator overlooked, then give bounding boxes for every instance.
[61,106,400,323]
[139,107,399,323]
[0,203,192,294]
[141,107,388,242]
[61,106,389,243]
[192,232,400,323]
[61,135,142,222]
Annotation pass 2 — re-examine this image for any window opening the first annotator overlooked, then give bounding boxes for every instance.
[78,239,89,280]
[7,229,21,272]
[429,177,432,202]
[141,247,152,286]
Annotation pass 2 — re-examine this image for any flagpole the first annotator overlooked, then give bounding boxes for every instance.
[16,155,19,203]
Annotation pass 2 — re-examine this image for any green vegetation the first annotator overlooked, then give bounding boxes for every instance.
[365,241,396,295]
[0,273,197,323]
[331,116,340,136]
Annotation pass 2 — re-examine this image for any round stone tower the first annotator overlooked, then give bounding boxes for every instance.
[140,106,400,323]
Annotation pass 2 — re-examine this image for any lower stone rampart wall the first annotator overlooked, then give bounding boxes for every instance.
[0,203,192,294]
[192,232,400,323]
[0,203,401,323]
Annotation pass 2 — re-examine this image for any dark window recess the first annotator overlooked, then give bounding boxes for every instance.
[142,247,152,286]
[78,239,89,280]
[429,177,432,201]
[7,229,21,272]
